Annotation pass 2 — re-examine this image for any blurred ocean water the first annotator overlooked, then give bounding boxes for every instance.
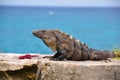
[0,6,120,53]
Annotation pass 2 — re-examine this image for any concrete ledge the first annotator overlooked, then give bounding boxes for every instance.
[0,53,41,71]
[0,53,47,80]
[37,60,120,80]
[0,53,120,80]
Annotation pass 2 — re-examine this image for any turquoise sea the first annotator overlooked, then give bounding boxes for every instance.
[0,6,120,53]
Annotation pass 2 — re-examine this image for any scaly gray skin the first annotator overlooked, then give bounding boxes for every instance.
[32,30,115,61]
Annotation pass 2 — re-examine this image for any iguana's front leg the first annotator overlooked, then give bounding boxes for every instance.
[51,54,66,61]
[52,52,61,58]
[50,48,67,61]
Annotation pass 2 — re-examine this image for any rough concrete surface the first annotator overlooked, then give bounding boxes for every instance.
[0,53,43,80]
[37,59,120,80]
[0,53,41,71]
[0,53,120,80]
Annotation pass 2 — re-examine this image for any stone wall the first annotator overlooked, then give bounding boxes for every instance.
[0,54,120,80]
[37,60,120,80]
[0,53,42,80]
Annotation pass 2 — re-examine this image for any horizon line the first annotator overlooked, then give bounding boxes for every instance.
[0,5,120,8]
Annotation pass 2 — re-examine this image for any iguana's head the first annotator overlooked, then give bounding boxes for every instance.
[32,30,58,51]
[32,29,77,52]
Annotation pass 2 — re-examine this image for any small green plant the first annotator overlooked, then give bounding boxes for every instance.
[112,49,120,60]
[26,72,36,80]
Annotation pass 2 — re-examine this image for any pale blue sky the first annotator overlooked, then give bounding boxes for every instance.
[0,0,120,7]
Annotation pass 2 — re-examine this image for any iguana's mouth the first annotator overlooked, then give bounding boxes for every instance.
[32,30,43,38]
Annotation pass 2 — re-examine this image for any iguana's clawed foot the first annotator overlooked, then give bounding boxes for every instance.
[103,58,112,62]
[43,56,53,58]
[50,58,60,61]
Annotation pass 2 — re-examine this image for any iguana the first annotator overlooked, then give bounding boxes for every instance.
[32,29,117,61]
